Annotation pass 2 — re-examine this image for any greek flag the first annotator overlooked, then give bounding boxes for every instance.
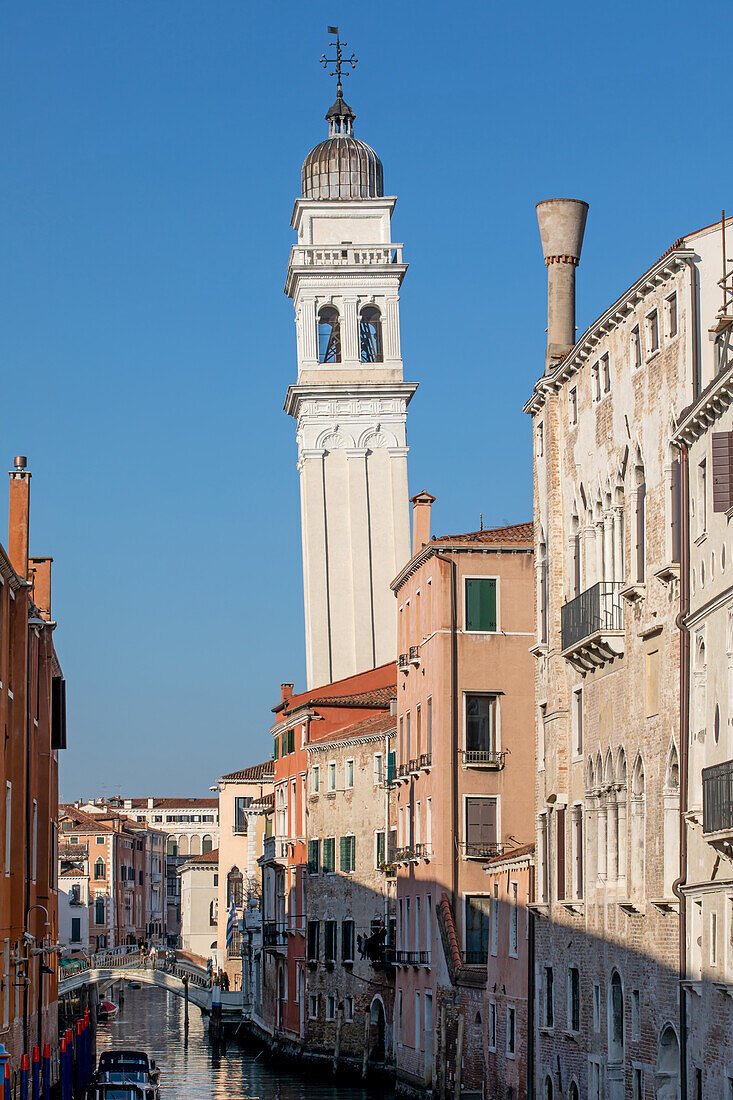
[226,897,237,948]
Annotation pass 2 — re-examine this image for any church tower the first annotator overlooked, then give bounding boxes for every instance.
[285,31,417,688]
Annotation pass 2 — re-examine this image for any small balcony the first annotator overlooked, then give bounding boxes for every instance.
[560,581,624,671]
[395,950,428,965]
[408,758,420,776]
[461,841,503,860]
[263,922,288,950]
[409,645,421,668]
[419,753,432,770]
[393,846,413,864]
[462,749,505,769]
[398,653,409,674]
[396,763,410,780]
[464,948,488,966]
[703,760,733,849]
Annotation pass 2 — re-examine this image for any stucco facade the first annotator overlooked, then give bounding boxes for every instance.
[179,850,218,962]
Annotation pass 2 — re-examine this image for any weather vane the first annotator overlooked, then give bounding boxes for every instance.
[320,26,357,99]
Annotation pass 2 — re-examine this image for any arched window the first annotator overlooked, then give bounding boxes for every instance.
[227,866,243,908]
[634,458,646,582]
[167,837,178,857]
[657,1024,680,1095]
[570,507,581,597]
[663,742,680,896]
[94,858,106,880]
[630,756,646,901]
[189,834,201,856]
[609,970,624,1061]
[317,306,341,363]
[568,1084,579,1100]
[202,834,213,854]
[178,834,189,857]
[544,1075,553,1100]
[359,305,383,363]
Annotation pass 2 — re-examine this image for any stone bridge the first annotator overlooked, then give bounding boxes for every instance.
[58,952,242,1018]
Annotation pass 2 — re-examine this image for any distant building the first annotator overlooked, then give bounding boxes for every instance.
[0,456,66,1078]
[179,849,219,962]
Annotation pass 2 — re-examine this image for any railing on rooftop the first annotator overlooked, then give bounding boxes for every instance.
[561,581,623,652]
[290,244,403,268]
[703,759,733,834]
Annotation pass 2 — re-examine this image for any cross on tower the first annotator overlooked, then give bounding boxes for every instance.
[320,26,357,99]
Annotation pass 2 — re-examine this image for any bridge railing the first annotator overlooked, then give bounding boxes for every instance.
[61,951,211,990]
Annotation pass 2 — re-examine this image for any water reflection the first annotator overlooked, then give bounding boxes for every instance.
[95,985,383,1100]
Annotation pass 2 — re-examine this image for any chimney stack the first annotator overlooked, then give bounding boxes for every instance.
[29,557,52,620]
[281,683,294,704]
[410,491,436,556]
[536,199,589,371]
[8,456,31,580]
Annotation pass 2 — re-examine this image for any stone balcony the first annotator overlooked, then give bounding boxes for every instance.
[703,759,733,854]
[560,581,624,672]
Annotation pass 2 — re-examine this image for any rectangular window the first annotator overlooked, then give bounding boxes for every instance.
[281,732,286,758]
[427,698,432,753]
[631,989,640,1039]
[537,422,544,456]
[373,753,383,785]
[346,759,354,789]
[322,838,335,874]
[556,807,566,902]
[465,577,497,631]
[506,1006,515,1055]
[398,991,403,1044]
[539,812,550,903]
[399,717,404,762]
[95,898,105,925]
[325,921,337,964]
[273,736,278,760]
[376,830,386,868]
[307,839,320,875]
[71,917,81,943]
[287,728,295,754]
[465,796,498,856]
[328,763,336,791]
[591,362,600,402]
[632,324,641,368]
[465,896,490,964]
[647,309,660,353]
[509,882,519,956]
[416,705,422,756]
[572,687,583,757]
[465,693,497,759]
[426,893,432,956]
[415,991,421,1050]
[326,994,336,1020]
[573,806,584,900]
[593,983,601,1032]
[342,919,355,962]
[698,459,707,535]
[633,1067,643,1100]
[491,884,499,956]
[488,1001,496,1050]
[339,835,356,873]
[544,966,554,1028]
[406,712,411,760]
[234,797,247,834]
[646,649,660,718]
[568,967,580,1032]
[2,940,8,1030]
[4,784,11,875]
[538,703,546,771]
[569,386,578,424]
[426,798,432,850]
[307,920,319,961]
[666,292,678,337]
[344,996,353,1022]
[312,765,319,793]
[711,911,718,966]
[308,993,318,1018]
[415,802,421,846]
[602,352,611,393]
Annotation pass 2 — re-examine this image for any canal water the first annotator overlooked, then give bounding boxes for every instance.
[96,984,384,1100]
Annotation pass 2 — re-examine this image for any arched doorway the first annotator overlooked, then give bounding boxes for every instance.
[369,996,386,1063]
[656,1024,680,1099]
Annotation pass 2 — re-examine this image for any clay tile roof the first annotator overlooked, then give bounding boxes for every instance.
[59,869,86,877]
[122,797,218,810]
[251,792,275,810]
[220,761,275,782]
[182,848,219,864]
[483,843,535,864]
[307,685,397,709]
[432,520,534,546]
[312,712,396,745]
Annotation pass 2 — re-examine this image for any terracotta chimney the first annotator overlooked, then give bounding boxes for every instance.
[410,491,436,556]
[9,456,31,580]
[29,557,52,620]
[281,683,294,704]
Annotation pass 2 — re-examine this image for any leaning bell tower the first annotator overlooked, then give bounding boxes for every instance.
[284,29,417,689]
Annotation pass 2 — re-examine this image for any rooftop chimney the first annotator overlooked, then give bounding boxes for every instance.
[281,683,294,704]
[8,456,31,580]
[536,199,589,371]
[29,557,52,620]
[410,491,436,556]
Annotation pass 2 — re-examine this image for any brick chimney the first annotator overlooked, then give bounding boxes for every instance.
[410,491,436,556]
[9,456,31,580]
[281,683,294,704]
[29,557,52,620]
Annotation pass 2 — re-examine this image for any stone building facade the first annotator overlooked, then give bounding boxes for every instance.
[525,201,728,1098]
[390,495,535,1096]
[303,713,395,1064]
[672,213,733,1098]
[179,849,218,961]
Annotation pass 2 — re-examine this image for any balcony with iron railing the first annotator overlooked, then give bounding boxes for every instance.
[263,922,288,950]
[461,841,503,860]
[396,763,410,780]
[560,581,624,671]
[419,753,432,770]
[395,950,431,965]
[464,948,488,966]
[408,759,420,775]
[462,749,505,769]
[703,759,733,842]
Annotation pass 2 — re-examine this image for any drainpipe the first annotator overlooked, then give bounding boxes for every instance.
[672,437,690,1100]
[434,553,459,911]
[527,861,536,1100]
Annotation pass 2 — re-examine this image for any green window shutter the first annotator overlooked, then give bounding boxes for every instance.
[340,836,348,871]
[288,729,295,754]
[466,578,497,631]
[387,752,395,786]
[349,836,355,871]
[323,838,334,873]
[281,732,287,756]
[307,840,319,874]
[376,831,385,867]
[273,738,279,760]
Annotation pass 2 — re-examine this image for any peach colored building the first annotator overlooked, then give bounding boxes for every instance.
[390,495,535,1094]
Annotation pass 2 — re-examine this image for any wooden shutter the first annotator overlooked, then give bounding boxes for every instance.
[466,797,497,850]
[340,836,348,871]
[713,432,733,512]
[307,840,318,874]
[387,752,395,785]
[287,729,295,754]
[556,807,566,901]
[466,578,497,631]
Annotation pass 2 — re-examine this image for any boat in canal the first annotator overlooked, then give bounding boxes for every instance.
[93,1050,161,1098]
[83,1084,159,1099]
[97,999,120,1019]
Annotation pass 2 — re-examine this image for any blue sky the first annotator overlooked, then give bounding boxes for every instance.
[3,1,727,798]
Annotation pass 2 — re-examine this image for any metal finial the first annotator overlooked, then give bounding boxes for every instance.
[320,26,357,100]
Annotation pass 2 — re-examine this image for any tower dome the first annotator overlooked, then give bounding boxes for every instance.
[301,93,384,201]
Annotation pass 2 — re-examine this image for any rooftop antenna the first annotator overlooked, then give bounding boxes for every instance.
[320,26,358,100]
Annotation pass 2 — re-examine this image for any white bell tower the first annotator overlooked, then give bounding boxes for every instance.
[285,32,417,688]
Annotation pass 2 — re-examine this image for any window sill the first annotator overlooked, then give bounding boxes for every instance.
[617,898,644,915]
[655,562,680,585]
[529,642,549,659]
[528,903,550,918]
[620,583,645,604]
[645,350,661,365]
[538,1026,554,1035]
[649,897,679,913]
[563,1030,581,1042]
[561,900,584,915]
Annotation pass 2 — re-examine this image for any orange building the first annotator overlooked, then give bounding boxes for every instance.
[0,457,67,1078]
[260,663,396,1042]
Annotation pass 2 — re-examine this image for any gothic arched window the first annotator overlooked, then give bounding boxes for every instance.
[317,306,341,363]
[359,305,383,363]
[94,858,106,880]
[609,970,624,1062]
[227,866,243,908]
